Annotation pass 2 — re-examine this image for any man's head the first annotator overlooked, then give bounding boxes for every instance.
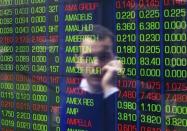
[77,25,114,91]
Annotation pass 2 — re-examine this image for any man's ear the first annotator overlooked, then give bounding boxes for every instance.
[75,54,82,69]
[75,54,85,75]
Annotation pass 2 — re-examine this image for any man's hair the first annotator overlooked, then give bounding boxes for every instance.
[79,25,114,41]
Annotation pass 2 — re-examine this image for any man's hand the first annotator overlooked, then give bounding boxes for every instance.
[101,59,122,92]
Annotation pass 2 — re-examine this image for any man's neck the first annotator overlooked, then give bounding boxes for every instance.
[80,79,103,94]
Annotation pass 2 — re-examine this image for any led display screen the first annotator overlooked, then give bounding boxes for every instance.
[0,0,186,131]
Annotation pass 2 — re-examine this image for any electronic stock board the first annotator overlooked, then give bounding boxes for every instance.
[0,0,186,131]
